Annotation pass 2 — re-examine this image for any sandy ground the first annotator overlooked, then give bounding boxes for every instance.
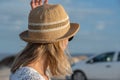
[0,67,10,80]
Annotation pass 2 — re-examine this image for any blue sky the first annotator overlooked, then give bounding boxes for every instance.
[0,0,120,54]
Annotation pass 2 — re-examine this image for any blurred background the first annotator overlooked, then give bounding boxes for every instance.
[0,0,119,58]
[0,0,120,80]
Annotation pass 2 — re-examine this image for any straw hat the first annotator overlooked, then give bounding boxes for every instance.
[20,4,80,43]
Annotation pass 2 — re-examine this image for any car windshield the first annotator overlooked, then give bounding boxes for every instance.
[92,52,115,63]
[117,52,120,61]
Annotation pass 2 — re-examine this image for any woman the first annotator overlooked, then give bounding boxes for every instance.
[10,0,80,80]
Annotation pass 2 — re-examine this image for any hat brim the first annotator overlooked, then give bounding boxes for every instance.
[20,23,80,43]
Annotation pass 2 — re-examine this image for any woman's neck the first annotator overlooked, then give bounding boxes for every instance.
[27,57,48,75]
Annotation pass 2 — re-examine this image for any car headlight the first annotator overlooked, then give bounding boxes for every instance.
[71,63,76,67]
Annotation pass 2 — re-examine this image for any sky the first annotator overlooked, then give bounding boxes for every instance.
[0,0,120,54]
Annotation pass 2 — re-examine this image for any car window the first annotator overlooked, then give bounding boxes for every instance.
[117,52,120,61]
[92,52,115,63]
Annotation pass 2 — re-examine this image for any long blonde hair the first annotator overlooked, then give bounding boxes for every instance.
[11,40,72,76]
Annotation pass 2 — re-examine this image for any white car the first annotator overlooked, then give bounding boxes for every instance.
[69,51,120,80]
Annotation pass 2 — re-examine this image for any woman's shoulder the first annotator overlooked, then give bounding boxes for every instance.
[10,66,45,80]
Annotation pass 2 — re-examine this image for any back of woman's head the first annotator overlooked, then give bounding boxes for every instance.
[11,40,72,76]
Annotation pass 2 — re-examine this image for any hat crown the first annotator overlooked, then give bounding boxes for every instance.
[27,4,70,43]
[29,4,68,24]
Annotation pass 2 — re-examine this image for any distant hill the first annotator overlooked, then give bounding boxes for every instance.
[71,53,94,57]
[0,55,15,68]
[0,53,15,61]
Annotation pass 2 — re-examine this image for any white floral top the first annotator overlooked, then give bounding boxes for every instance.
[10,67,51,80]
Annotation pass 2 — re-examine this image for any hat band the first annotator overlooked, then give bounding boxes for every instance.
[28,22,70,33]
[29,16,69,26]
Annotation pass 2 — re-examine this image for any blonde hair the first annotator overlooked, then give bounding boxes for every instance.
[11,40,72,76]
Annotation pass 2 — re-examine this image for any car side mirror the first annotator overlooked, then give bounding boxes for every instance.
[86,59,94,64]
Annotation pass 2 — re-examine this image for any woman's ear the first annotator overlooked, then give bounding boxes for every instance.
[61,39,68,51]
